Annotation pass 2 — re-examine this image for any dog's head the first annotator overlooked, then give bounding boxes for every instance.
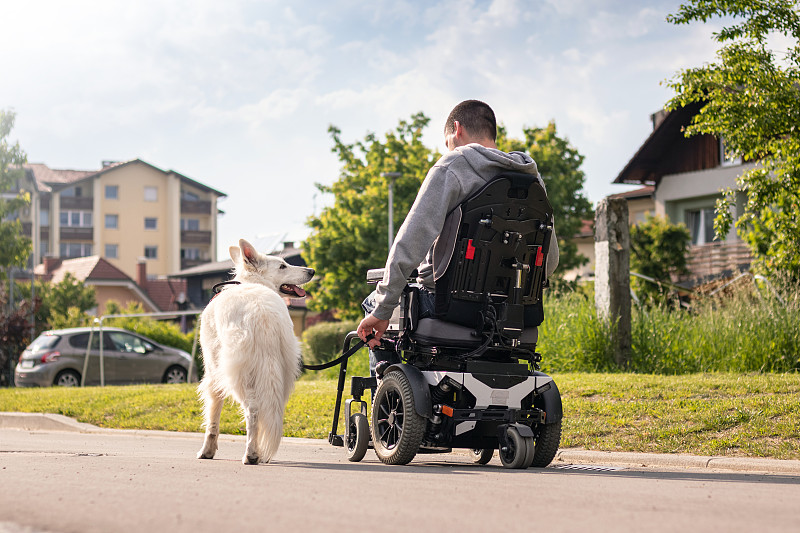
[230,239,315,298]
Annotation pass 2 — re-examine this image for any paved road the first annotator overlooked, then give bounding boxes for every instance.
[2,426,800,533]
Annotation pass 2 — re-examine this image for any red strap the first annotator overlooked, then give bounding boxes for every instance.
[465,239,476,260]
[535,246,544,266]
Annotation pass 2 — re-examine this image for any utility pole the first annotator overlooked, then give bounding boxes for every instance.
[380,172,401,251]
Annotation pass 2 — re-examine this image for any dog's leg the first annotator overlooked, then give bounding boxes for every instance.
[197,388,224,460]
[243,396,261,465]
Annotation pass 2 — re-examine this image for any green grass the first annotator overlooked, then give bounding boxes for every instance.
[539,281,800,374]
[3,372,799,460]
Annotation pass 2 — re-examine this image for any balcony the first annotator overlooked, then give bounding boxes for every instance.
[181,230,212,244]
[181,258,210,270]
[60,197,93,210]
[684,241,753,281]
[60,227,94,240]
[181,199,212,214]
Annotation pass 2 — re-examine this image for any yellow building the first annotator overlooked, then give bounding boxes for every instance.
[21,159,226,279]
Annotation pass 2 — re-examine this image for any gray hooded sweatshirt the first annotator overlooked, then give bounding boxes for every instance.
[371,143,559,321]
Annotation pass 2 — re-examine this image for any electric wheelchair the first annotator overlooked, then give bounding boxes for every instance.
[327,171,563,469]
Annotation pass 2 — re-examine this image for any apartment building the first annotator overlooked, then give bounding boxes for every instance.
[20,159,226,279]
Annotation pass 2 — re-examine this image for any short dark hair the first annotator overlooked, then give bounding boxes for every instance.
[444,100,497,141]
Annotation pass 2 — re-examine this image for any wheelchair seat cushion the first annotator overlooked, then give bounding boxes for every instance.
[411,318,538,348]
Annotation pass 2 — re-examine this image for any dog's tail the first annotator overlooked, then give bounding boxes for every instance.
[256,400,286,462]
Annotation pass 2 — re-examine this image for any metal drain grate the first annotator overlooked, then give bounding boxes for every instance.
[553,464,623,472]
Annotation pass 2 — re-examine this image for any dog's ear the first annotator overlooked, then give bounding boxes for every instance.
[239,239,260,267]
[229,245,241,264]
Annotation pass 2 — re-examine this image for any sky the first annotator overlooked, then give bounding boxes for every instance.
[1,0,724,261]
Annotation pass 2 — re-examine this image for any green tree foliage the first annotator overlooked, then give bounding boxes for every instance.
[497,121,594,277]
[303,113,437,320]
[666,0,800,276]
[0,109,31,275]
[15,273,97,330]
[630,215,692,302]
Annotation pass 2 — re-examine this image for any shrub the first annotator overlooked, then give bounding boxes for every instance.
[301,320,360,366]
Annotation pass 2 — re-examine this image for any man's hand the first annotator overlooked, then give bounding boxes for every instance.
[357,314,390,349]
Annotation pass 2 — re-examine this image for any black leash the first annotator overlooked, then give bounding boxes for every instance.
[302,335,373,371]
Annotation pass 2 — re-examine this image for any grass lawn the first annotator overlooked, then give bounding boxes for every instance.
[2,372,799,460]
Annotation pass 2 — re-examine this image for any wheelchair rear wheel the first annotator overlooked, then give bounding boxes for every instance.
[346,413,370,462]
[530,419,562,467]
[371,370,425,465]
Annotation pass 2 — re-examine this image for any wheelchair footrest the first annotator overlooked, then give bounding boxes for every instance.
[329,433,344,447]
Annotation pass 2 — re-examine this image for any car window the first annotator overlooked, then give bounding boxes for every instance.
[27,334,61,353]
[107,332,151,354]
[68,333,102,350]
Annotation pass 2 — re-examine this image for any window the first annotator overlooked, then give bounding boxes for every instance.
[59,211,92,227]
[181,218,200,231]
[144,246,158,259]
[686,208,717,245]
[105,214,118,229]
[105,244,118,258]
[182,190,199,201]
[105,185,118,199]
[144,217,157,230]
[107,331,153,354]
[144,186,158,202]
[60,243,93,258]
[40,210,49,226]
[60,186,82,197]
[720,138,742,167]
[40,242,48,258]
[181,248,200,260]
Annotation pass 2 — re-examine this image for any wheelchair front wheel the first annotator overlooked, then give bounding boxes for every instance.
[470,448,494,465]
[499,426,533,469]
[371,370,425,465]
[346,413,370,462]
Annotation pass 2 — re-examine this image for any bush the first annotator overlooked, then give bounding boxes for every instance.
[301,320,360,366]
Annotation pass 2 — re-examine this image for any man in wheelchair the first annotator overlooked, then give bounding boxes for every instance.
[346,100,562,468]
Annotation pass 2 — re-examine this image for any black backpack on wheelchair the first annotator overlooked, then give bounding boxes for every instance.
[328,171,563,469]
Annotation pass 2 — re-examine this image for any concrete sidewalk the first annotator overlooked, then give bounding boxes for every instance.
[3,411,799,475]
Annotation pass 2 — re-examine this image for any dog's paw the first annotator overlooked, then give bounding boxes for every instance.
[243,454,260,465]
[197,449,216,459]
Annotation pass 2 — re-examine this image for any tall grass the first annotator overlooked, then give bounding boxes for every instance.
[539,278,800,374]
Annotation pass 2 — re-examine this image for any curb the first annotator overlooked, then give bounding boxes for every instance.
[3,412,799,474]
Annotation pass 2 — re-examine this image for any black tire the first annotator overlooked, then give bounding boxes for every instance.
[470,448,494,465]
[371,370,425,465]
[54,370,81,387]
[499,426,529,469]
[163,366,188,384]
[347,413,370,462]
[522,435,535,468]
[530,419,562,468]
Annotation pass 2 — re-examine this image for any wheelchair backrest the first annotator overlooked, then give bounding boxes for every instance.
[432,172,554,336]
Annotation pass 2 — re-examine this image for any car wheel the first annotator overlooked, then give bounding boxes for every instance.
[163,366,188,384]
[54,370,81,387]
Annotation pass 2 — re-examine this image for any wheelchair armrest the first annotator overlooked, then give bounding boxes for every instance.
[366,268,419,284]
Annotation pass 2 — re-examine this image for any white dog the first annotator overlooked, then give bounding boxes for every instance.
[197,239,314,464]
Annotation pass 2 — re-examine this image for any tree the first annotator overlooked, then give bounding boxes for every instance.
[13,272,97,331]
[666,0,800,276]
[497,121,594,277]
[303,113,438,319]
[630,215,692,303]
[0,109,31,279]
